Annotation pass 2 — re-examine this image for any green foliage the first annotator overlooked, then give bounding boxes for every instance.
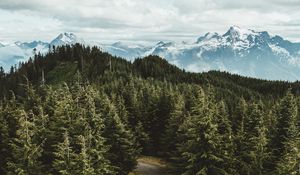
[246,102,270,175]
[7,109,44,175]
[176,87,226,175]
[276,90,300,175]
[98,95,138,175]
[161,93,186,158]
[1,44,300,175]
[53,131,77,175]
[275,90,298,153]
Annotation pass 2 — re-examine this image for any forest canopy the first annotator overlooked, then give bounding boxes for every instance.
[1,44,300,175]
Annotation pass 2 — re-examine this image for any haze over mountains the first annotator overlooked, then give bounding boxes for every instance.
[1,26,300,81]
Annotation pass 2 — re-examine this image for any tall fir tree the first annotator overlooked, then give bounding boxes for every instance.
[96,93,137,175]
[247,102,270,175]
[0,105,9,174]
[274,90,298,159]
[276,90,300,175]
[7,109,44,175]
[233,97,250,174]
[215,101,236,174]
[53,131,77,175]
[161,93,185,158]
[177,87,225,175]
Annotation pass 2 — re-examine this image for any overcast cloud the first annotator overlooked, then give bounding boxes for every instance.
[0,0,300,43]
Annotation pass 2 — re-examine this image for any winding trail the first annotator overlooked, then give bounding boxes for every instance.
[133,159,167,175]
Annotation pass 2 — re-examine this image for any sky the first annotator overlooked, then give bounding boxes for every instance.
[0,0,300,43]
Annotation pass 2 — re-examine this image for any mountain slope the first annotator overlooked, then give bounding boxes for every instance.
[1,44,300,101]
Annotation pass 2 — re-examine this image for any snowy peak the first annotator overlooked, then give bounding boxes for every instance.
[224,26,254,36]
[111,41,126,48]
[50,32,81,46]
[16,41,49,49]
[1,28,300,81]
[196,26,261,46]
[113,26,300,81]
[223,26,241,38]
[223,26,258,41]
[156,41,167,46]
[0,32,85,71]
[197,32,221,43]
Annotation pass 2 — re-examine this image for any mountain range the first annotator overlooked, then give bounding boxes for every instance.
[1,26,300,81]
[0,32,82,71]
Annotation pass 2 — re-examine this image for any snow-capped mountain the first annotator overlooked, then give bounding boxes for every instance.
[50,32,82,46]
[102,26,300,81]
[16,41,49,50]
[0,41,49,71]
[100,41,151,61]
[0,33,83,71]
[1,28,300,81]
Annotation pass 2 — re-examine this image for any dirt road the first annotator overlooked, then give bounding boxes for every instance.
[134,159,167,175]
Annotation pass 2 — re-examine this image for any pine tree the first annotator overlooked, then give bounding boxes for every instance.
[114,95,129,125]
[132,121,150,155]
[233,97,250,174]
[274,90,298,158]
[42,84,74,172]
[276,91,300,174]
[247,102,270,175]
[83,87,114,174]
[276,136,300,175]
[154,87,172,154]
[0,105,9,174]
[123,77,140,127]
[7,109,44,175]
[77,131,95,175]
[97,94,137,175]
[234,97,247,134]
[0,92,19,173]
[215,101,236,174]
[53,131,77,175]
[177,87,225,175]
[32,106,48,145]
[71,84,114,175]
[161,93,185,158]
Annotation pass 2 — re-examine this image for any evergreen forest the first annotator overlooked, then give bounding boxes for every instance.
[1,44,300,174]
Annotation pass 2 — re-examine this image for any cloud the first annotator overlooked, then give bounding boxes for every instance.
[0,0,299,42]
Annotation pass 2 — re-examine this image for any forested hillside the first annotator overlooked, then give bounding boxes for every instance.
[1,44,300,174]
